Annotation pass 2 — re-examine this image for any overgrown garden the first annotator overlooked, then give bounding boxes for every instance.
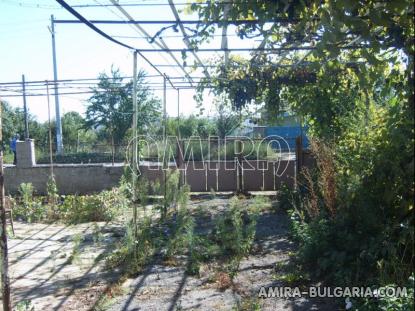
[186,1,414,309]
[1,1,414,310]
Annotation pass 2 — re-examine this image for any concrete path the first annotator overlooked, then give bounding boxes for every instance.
[8,221,121,310]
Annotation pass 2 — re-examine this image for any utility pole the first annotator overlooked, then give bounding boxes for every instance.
[22,74,29,139]
[0,104,12,311]
[46,81,54,178]
[50,15,63,154]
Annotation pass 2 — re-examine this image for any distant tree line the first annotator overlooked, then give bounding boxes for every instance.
[0,68,242,162]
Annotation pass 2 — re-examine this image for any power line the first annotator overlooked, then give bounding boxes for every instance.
[0,87,199,98]
[93,0,184,79]
[53,19,280,25]
[71,1,218,8]
[0,81,202,93]
[1,0,212,9]
[0,75,206,87]
[55,0,179,89]
[168,0,210,81]
[128,45,372,52]
[0,0,61,9]
[107,0,193,86]
[112,33,242,39]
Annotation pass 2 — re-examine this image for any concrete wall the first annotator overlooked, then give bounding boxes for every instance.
[5,160,297,195]
[4,164,124,195]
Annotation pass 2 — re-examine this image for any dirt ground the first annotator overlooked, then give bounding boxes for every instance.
[6,196,338,311]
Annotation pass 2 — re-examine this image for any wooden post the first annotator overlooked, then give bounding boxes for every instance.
[132,51,138,253]
[176,90,182,188]
[177,89,180,139]
[295,135,303,189]
[0,102,12,311]
[163,76,167,218]
[176,139,184,187]
[237,139,243,193]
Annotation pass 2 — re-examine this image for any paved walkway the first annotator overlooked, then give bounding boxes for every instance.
[8,221,120,310]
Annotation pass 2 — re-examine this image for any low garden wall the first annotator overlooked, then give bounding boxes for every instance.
[4,159,298,195]
[4,164,125,195]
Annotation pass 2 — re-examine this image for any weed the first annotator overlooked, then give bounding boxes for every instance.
[13,183,46,222]
[46,176,60,221]
[69,233,84,264]
[214,196,259,260]
[215,271,232,290]
[233,297,262,311]
[19,183,34,207]
[106,192,267,289]
[209,187,217,199]
[166,205,194,257]
[62,188,127,224]
[93,280,126,311]
[13,180,128,224]
[14,300,34,311]
[92,223,104,245]
[106,216,158,275]
[137,177,150,209]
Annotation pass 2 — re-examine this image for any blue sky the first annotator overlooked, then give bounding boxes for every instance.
[0,0,256,121]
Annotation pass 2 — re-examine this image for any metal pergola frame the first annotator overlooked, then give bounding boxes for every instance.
[0,2,385,309]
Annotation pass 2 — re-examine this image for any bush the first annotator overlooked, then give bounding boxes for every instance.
[214,196,257,257]
[12,182,128,224]
[13,183,47,223]
[286,132,413,305]
[106,189,267,279]
[61,188,128,224]
[106,216,158,274]
[37,152,125,164]
[357,276,414,311]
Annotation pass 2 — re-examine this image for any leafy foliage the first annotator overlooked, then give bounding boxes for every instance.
[60,189,128,224]
[106,187,265,281]
[357,276,414,310]
[187,2,414,307]
[12,183,128,224]
[13,183,46,223]
[85,67,161,154]
[37,152,125,164]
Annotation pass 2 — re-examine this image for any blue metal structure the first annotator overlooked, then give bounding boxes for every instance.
[265,126,309,151]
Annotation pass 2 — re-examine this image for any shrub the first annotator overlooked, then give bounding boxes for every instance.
[46,176,60,221]
[13,183,47,223]
[286,132,414,304]
[13,182,127,224]
[214,196,259,258]
[62,188,128,224]
[106,215,159,274]
[357,275,414,311]
[37,152,125,164]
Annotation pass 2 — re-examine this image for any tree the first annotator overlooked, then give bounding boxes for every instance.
[85,68,161,158]
[213,94,241,139]
[161,115,216,138]
[0,101,20,150]
[0,101,48,151]
[57,112,96,152]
